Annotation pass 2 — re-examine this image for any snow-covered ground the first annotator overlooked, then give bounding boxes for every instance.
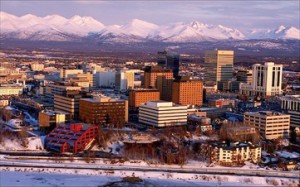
[1,168,298,187]
[0,136,44,151]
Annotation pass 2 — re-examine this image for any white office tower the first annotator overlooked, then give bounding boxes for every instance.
[95,70,116,88]
[139,101,187,127]
[280,95,300,128]
[240,62,283,97]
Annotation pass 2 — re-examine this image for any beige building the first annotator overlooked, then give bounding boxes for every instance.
[39,110,68,131]
[244,111,290,140]
[45,82,82,98]
[54,91,82,120]
[30,63,45,71]
[211,142,261,165]
[203,50,234,86]
[139,101,187,127]
[0,85,23,96]
[60,68,83,80]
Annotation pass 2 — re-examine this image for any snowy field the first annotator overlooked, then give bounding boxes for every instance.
[1,167,299,187]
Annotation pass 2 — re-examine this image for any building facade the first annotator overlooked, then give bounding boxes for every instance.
[45,82,82,98]
[244,111,290,140]
[203,50,234,86]
[144,66,173,101]
[139,101,187,127]
[0,85,23,96]
[240,62,283,97]
[54,91,82,120]
[172,77,203,106]
[280,95,300,128]
[210,142,261,165]
[129,88,160,110]
[79,96,128,127]
[60,68,83,80]
[39,110,68,132]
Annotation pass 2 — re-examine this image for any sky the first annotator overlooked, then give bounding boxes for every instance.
[1,0,299,33]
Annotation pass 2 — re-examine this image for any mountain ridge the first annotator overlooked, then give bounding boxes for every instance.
[1,11,299,42]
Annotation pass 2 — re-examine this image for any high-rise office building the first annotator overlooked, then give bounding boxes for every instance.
[203,50,234,87]
[157,50,180,78]
[172,76,203,106]
[144,66,173,101]
[236,69,253,84]
[240,62,283,97]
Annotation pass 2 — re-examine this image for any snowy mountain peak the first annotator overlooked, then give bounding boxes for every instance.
[190,21,207,29]
[1,12,299,42]
[275,25,286,33]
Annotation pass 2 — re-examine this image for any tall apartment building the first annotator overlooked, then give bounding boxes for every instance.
[45,81,82,98]
[144,66,173,101]
[244,111,290,140]
[129,88,160,110]
[280,95,300,128]
[240,62,283,97]
[203,50,234,87]
[139,101,187,127]
[54,91,82,120]
[172,76,203,106]
[30,63,44,71]
[157,50,180,77]
[60,68,83,80]
[79,96,128,127]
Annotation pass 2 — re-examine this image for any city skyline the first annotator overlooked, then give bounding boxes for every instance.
[1,1,299,33]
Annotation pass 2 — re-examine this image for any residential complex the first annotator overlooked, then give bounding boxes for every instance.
[210,142,261,165]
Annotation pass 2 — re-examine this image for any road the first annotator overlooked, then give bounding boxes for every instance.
[1,155,299,179]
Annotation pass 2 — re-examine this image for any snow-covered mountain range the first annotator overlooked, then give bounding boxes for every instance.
[1,12,299,42]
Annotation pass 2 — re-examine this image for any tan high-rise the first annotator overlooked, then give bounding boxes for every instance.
[172,78,203,106]
[129,88,160,110]
[144,66,173,101]
[204,50,234,85]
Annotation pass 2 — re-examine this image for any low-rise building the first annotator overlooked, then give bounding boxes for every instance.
[244,111,290,140]
[0,84,23,96]
[210,142,261,165]
[45,123,98,153]
[139,101,187,127]
[39,110,69,132]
